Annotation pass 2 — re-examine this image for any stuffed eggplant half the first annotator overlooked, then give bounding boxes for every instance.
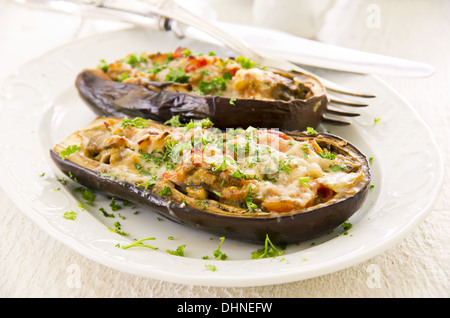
[50,116,371,244]
[76,48,328,131]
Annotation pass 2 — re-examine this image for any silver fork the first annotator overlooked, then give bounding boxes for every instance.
[138,0,375,125]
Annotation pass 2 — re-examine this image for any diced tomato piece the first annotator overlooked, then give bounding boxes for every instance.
[267,130,291,140]
[172,47,186,59]
[317,184,334,202]
[162,170,177,181]
[184,56,208,73]
[228,67,240,77]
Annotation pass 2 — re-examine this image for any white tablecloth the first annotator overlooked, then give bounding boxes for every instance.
[0,0,448,297]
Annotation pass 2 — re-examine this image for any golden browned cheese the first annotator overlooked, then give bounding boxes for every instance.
[103,48,307,101]
[54,117,368,214]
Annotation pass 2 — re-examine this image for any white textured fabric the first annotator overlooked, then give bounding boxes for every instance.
[0,0,448,297]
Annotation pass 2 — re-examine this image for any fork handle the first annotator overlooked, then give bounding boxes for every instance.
[144,0,262,60]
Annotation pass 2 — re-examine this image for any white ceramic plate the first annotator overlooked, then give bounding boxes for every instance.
[0,28,443,287]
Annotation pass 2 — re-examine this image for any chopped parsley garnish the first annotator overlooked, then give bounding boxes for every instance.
[57,177,68,185]
[60,145,81,160]
[329,164,346,172]
[99,207,114,218]
[341,222,353,235]
[236,56,257,69]
[196,200,207,210]
[213,157,228,171]
[306,127,317,135]
[124,53,148,66]
[109,197,122,211]
[122,117,149,129]
[212,236,228,260]
[245,186,258,212]
[108,221,129,236]
[196,73,231,95]
[302,143,309,158]
[299,176,310,187]
[166,244,186,256]
[74,187,96,206]
[319,152,336,160]
[139,150,164,166]
[278,160,292,174]
[251,234,285,259]
[118,72,130,82]
[125,54,139,66]
[184,118,214,129]
[164,115,184,127]
[165,53,174,64]
[136,176,157,190]
[63,211,77,220]
[121,237,157,250]
[158,186,172,196]
[165,67,190,83]
[181,48,191,56]
[98,59,108,72]
[341,222,353,231]
[205,264,217,272]
[99,172,119,179]
[165,162,175,170]
[229,169,247,179]
[148,62,167,74]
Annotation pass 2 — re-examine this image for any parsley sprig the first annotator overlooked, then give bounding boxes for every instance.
[122,117,150,129]
[196,72,231,95]
[236,56,257,69]
[212,236,228,260]
[246,186,258,212]
[164,115,214,130]
[251,234,285,259]
[166,244,186,256]
[60,145,81,160]
[74,187,96,206]
[164,115,184,127]
[165,67,190,83]
[121,237,157,250]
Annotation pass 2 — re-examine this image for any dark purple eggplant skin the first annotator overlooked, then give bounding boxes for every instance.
[50,132,371,244]
[75,69,328,131]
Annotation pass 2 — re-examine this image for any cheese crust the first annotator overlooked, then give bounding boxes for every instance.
[101,48,310,101]
[54,117,368,214]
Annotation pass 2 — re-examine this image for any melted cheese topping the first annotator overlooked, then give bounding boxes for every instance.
[61,117,367,214]
[101,47,307,101]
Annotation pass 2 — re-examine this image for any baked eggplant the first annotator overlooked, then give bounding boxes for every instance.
[75,48,328,131]
[50,116,371,244]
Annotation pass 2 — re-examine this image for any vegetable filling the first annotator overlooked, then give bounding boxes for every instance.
[58,117,367,214]
[98,47,310,101]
